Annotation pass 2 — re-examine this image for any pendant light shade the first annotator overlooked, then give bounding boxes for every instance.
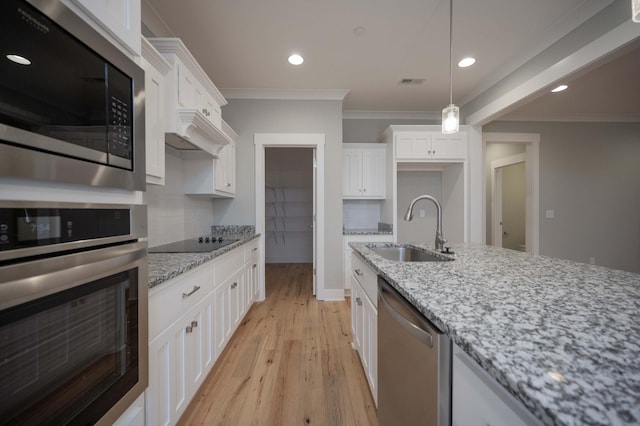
[633,0,640,22]
[442,104,459,134]
[442,0,460,134]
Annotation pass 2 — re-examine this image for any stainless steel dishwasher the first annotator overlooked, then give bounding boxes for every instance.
[378,276,451,426]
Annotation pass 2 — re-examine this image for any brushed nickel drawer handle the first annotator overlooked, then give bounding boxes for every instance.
[191,321,198,328]
[185,325,193,334]
[252,247,258,251]
[182,285,201,298]
[354,269,364,276]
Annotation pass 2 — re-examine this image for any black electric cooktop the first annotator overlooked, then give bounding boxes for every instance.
[148,237,239,253]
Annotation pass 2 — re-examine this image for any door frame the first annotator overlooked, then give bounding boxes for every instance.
[254,133,325,300]
[483,132,540,254]
[490,153,526,249]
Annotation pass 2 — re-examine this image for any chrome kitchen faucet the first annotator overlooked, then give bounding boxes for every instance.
[404,194,447,252]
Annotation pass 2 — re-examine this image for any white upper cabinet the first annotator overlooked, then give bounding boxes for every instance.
[183,123,238,198]
[148,38,233,157]
[65,0,141,56]
[140,38,171,186]
[393,131,467,161]
[343,143,386,199]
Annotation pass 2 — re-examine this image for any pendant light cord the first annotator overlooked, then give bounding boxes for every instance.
[449,0,453,106]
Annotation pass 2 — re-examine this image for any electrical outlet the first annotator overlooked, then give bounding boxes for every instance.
[419,209,426,218]
[545,209,555,219]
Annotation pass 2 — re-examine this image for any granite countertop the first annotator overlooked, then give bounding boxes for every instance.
[349,242,640,426]
[343,228,393,236]
[148,233,259,289]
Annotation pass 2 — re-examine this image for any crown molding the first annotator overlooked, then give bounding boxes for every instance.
[220,88,350,101]
[342,110,440,120]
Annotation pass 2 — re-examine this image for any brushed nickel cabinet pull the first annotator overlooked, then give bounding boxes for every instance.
[182,285,201,298]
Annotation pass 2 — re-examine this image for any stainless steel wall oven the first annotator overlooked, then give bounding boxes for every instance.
[0,202,148,425]
[0,0,145,191]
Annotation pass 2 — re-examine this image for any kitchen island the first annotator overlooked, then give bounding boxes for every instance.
[349,242,640,425]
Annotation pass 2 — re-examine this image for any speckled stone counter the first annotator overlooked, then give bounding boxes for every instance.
[148,234,259,288]
[349,242,640,426]
[343,228,393,236]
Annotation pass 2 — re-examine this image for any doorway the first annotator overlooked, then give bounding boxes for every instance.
[255,133,325,300]
[491,155,526,251]
[264,147,314,264]
[483,133,540,254]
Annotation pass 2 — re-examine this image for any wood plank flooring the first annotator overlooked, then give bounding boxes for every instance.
[178,263,378,426]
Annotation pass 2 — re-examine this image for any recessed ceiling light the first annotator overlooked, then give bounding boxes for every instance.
[551,84,568,93]
[6,54,31,65]
[288,54,304,65]
[354,26,366,36]
[457,57,476,68]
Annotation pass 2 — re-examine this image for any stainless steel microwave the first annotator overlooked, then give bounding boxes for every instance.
[0,0,146,191]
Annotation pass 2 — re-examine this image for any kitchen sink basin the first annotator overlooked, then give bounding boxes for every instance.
[368,245,454,262]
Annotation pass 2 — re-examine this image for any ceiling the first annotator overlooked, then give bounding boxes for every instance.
[144,0,637,119]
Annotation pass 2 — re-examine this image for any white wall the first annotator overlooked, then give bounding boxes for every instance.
[396,171,442,244]
[218,99,344,290]
[483,121,640,272]
[144,147,215,247]
[343,118,436,143]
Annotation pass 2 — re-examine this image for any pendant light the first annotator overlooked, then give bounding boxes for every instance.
[442,0,459,134]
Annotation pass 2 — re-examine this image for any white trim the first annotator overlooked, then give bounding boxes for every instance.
[482,133,540,254]
[342,110,441,120]
[319,289,346,301]
[491,153,526,170]
[222,88,350,101]
[467,20,640,126]
[254,134,327,301]
[497,112,640,123]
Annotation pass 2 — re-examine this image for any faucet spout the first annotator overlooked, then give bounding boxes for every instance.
[403,194,447,252]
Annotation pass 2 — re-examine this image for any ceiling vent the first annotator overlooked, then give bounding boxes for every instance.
[399,78,425,85]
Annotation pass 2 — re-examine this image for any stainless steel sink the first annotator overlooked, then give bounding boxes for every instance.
[369,245,454,262]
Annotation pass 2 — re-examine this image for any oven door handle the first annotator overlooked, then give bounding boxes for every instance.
[0,241,148,311]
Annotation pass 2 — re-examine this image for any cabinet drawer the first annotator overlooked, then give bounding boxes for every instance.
[351,253,378,307]
[244,239,259,263]
[149,261,214,340]
[215,246,244,282]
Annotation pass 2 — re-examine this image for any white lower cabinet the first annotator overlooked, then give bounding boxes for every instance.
[452,344,542,426]
[343,234,393,292]
[350,253,378,405]
[147,239,261,426]
[113,393,145,426]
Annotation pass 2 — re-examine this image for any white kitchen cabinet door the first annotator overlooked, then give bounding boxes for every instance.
[343,149,363,197]
[343,145,386,199]
[452,345,542,426]
[68,0,141,55]
[229,271,241,333]
[147,315,187,426]
[351,277,364,355]
[395,134,431,159]
[214,141,236,196]
[213,279,231,358]
[394,132,467,160]
[363,293,378,405]
[177,63,196,108]
[112,393,145,426]
[431,135,467,160]
[361,149,386,197]
[141,39,170,186]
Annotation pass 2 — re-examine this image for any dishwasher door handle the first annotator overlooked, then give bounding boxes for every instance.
[379,286,434,348]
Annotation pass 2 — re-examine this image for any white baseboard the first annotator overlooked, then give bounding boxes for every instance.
[317,288,345,301]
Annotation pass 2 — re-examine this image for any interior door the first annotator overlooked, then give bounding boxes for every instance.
[312,148,317,296]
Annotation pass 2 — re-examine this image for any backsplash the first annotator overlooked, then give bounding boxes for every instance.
[211,225,255,236]
[144,148,214,247]
[343,200,382,229]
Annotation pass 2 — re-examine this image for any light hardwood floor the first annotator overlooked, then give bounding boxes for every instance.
[178,263,378,426]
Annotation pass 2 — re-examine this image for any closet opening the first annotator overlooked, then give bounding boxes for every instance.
[265,147,315,296]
